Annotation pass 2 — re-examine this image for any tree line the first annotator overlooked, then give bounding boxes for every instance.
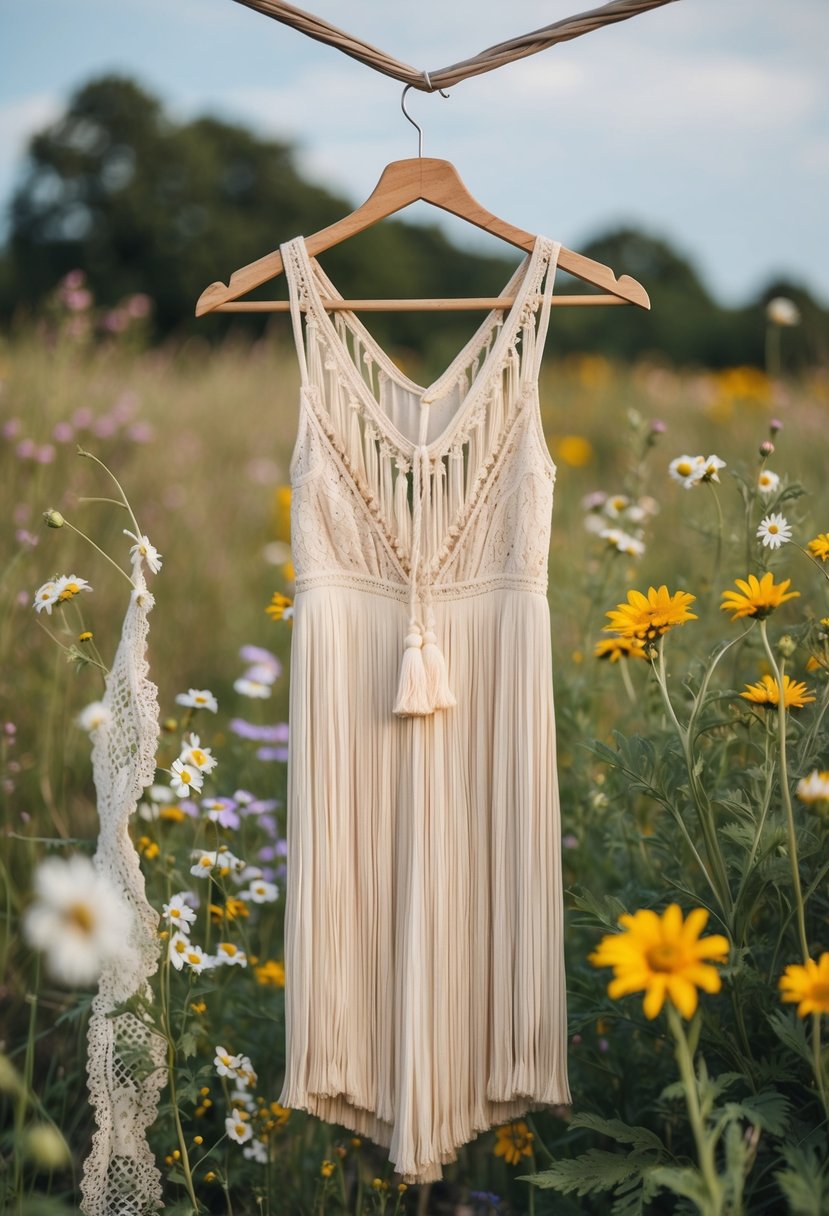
[1,75,826,371]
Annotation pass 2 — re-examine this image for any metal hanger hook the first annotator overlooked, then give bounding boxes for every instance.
[401,79,450,158]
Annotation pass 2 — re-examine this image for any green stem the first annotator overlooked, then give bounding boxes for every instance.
[758,620,809,963]
[667,1006,724,1215]
[618,656,638,705]
[160,953,201,1213]
[76,446,142,538]
[812,1014,829,1126]
[61,519,135,589]
[706,481,725,593]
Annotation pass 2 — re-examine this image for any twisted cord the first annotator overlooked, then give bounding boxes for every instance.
[231,0,677,90]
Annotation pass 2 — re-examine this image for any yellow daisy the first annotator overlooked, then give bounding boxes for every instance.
[807,534,829,562]
[266,592,294,622]
[589,904,729,1021]
[493,1121,534,1166]
[255,959,286,988]
[594,635,648,662]
[720,572,799,621]
[740,674,815,710]
[779,953,829,1017]
[603,586,697,642]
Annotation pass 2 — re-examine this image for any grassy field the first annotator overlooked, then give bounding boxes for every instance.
[2,305,829,1214]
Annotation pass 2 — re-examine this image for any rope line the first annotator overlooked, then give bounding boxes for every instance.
[231,0,677,91]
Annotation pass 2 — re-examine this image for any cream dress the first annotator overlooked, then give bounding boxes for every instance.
[278,233,570,1182]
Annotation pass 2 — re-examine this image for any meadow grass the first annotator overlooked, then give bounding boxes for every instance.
[2,310,829,1214]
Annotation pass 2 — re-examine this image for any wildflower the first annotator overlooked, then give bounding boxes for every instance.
[740,674,815,710]
[594,636,648,663]
[699,454,726,483]
[170,759,203,798]
[720,572,799,621]
[138,836,159,860]
[162,894,197,933]
[757,513,791,549]
[766,296,801,326]
[22,855,134,986]
[599,528,645,558]
[180,734,217,774]
[33,581,61,615]
[214,1046,243,1077]
[492,1121,534,1166]
[123,530,163,574]
[225,1114,253,1145]
[779,953,829,1016]
[759,440,775,457]
[243,1138,268,1163]
[233,678,272,699]
[43,509,65,529]
[240,878,278,904]
[758,469,780,496]
[175,689,218,713]
[190,849,242,880]
[588,904,729,1020]
[76,701,112,734]
[78,631,93,643]
[668,454,704,489]
[203,797,240,829]
[56,575,92,603]
[168,931,191,970]
[795,770,829,819]
[255,959,286,987]
[215,942,248,967]
[320,1160,336,1178]
[807,533,829,562]
[266,592,294,622]
[211,896,249,923]
[236,1055,257,1088]
[178,942,213,974]
[604,586,697,642]
[190,1001,207,1016]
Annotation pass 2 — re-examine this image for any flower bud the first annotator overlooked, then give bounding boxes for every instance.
[777,635,797,658]
[43,509,65,529]
[769,418,783,436]
[759,441,775,457]
[24,1124,71,1170]
[766,296,800,327]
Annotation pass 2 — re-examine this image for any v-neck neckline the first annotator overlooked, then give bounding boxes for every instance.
[294,233,549,458]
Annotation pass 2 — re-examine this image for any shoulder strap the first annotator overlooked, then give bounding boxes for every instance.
[280,238,310,387]
[533,239,561,378]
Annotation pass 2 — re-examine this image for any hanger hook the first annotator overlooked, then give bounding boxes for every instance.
[401,79,450,158]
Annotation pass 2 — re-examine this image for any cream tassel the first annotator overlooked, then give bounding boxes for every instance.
[393,622,432,717]
[421,622,456,711]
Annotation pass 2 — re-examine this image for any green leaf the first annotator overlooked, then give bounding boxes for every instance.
[775,1144,829,1215]
[522,1149,641,1195]
[650,1164,711,1206]
[723,1088,790,1135]
[768,1009,812,1065]
[571,1113,666,1154]
[569,886,629,929]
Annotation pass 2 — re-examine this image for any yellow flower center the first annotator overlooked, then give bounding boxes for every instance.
[647,943,681,972]
[768,523,780,534]
[170,908,180,918]
[174,939,186,954]
[67,902,94,934]
[199,857,212,868]
[191,749,206,765]
[814,982,829,1001]
[677,461,693,477]
[186,951,201,964]
[180,770,192,785]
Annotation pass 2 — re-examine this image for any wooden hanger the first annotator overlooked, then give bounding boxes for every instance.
[196,147,650,316]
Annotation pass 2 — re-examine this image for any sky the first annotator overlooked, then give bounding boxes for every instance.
[1,0,827,307]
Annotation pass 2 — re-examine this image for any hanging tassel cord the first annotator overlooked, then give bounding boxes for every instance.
[232,0,678,91]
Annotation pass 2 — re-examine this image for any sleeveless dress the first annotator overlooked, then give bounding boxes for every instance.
[278,233,571,1183]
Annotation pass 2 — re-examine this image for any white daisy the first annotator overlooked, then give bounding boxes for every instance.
[55,575,92,603]
[230,1088,258,1112]
[179,733,218,774]
[214,942,248,967]
[766,296,801,327]
[758,469,780,496]
[76,701,111,734]
[236,1055,257,1088]
[757,512,792,550]
[123,530,163,574]
[603,494,631,518]
[796,770,829,803]
[242,1138,268,1164]
[241,879,278,904]
[178,941,213,974]
[214,1046,243,1078]
[599,528,645,558]
[33,581,61,615]
[170,759,203,798]
[175,689,218,713]
[225,1114,253,1145]
[22,855,134,986]
[190,850,219,879]
[168,930,191,970]
[190,848,243,880]
[162,893,197,933]
[699,454,726,483]
[233,678,272,699]
[668,454,705,489]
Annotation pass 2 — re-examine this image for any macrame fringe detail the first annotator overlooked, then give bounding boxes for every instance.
[393,627,433,716]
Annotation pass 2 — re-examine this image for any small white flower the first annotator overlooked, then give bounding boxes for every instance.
[180,733,218,774]
[55,574,92,603]
[190,848,243,880]
[225,1114,253,1144]
[175,688,218,713]
[242,1138,268,1164]
[23,855,133,986]
[170,758,204,798]
[236,1055,257,1088]
[233,678,272,699]
[124,529,163,574]
[603,494,630,518]
[33,581,61,615]
[230,1087,258,1111]
[168,930,191,970]
[76,701,111,734]
[282,605,294,621]
[699,454,726,483]
[758,469,780,496]
[162,893,197,933]
[241,879,279,904]
[214,941,248,967]
[599,528,645,558]
[766,296,801,327]
[757,512,792,550]
[668,454,705,489]
[796,770,829,803]
[214,1045,243,1078]
[190,850,219,878]
[178,941,213,974]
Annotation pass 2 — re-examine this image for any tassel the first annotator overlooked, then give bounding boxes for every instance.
[422,627,456,710]
[393,626,433,717]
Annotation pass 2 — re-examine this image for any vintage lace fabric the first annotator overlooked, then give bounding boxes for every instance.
[279,233,571,1182]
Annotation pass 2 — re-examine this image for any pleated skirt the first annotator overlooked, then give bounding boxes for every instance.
[279,582,571,1182]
